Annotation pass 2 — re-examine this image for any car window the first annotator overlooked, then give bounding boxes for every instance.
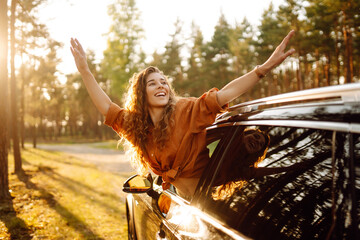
[201,126,359,240]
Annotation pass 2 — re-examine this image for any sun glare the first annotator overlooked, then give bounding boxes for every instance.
[14,54,22,69]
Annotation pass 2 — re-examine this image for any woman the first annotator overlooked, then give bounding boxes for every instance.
[213,128,271,200]
[213,128,309,200]
[70,30,295,198]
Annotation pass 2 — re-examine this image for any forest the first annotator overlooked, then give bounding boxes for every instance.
[0,0,359,198]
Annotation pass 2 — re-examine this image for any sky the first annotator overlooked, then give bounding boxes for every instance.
[38,0,285,79]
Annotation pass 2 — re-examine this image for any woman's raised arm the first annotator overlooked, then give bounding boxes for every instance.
[216,30,296,106]
[70,38,112,116]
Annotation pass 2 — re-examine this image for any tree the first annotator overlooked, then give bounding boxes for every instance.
[10,0,22,173]
[26,39,62,143]
[255,3,286,97]
[228,18,256,101]
[40,40,63,140]
[6,0,47,170]
[203,13,232,92]
[333,0,359,83]
[183,22,208,97]
[152,18,185,93]
[16,0,48,147]
[277,0,306,91]
[74,50,105,138]
[102,0,144,102]
[0,0,11,199]
[229,18,255,76]
[305,0,338,87]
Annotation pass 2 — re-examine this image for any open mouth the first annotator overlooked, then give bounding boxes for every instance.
[248,138,259,151]
[155,92,166,97]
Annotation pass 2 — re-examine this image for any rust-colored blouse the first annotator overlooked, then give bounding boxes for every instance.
[104,88,227,187]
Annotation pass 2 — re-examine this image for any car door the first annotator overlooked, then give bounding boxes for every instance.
[196,123,359,240]
[153,126,250,240]
[132,189,165,239]
[152,184,249,240]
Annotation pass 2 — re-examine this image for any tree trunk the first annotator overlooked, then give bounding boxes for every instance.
[325,51,331,86]
[0,0,11,200]
[342,9,354,84]
[285,69,290,93]
[32,125,37,148]
[20,59,25,148]
[297,59,303,90]
[335,26,341,84]
[273,75,278,96]
[10,0,22,173]
[314,49,319,88]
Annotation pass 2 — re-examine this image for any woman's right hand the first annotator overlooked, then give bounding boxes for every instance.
[70,38,112,116]
[70,38,90,73]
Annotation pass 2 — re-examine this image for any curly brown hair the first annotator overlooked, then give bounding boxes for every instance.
[119,66,177,175]
[212,129,270,200]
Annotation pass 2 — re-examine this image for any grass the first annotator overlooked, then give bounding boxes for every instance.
[26,138,125,152]
[0,147,132,239]
[31,137,116,145]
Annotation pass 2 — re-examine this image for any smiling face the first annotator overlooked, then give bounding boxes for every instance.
[243,131,266,154]
[145,72,170,109]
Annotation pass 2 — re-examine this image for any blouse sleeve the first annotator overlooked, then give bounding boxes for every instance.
[188,88,228,132]
[104,102,127,134]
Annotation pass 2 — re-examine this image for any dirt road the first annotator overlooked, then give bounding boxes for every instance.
[36,143,134,174]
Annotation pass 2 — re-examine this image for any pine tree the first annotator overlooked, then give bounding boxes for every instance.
[203,13,232,91]
[10,0,22,173]
[152,19,184,93]
[184,22,208,97]
[305,0,338,87]
[102,0,144,102]
[277,0,306,91]
[17,0,48,147]
[229,18,256,101]
[256,3,287,96]
[0,0,10,199]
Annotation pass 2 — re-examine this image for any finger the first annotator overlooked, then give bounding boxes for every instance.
[74,47,82,57]
[70,45,78,56]
[281,30,295,47]
[70,46,82,59]
[75,38,85,53]
[284,48,296,58]
[70,38,78,49]
[70,46,75,56]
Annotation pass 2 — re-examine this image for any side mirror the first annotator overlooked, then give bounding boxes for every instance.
[122,175,152,193]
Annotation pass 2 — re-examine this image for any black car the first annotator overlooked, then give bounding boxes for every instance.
[123,83,360,240]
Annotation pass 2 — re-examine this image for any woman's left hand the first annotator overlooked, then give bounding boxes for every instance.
[216,30,296,106]
[261,30,296,73]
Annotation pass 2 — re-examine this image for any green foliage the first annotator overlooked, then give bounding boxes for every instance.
[101,0,144,102]
[7,0,360,142]
[202,13,232,91]
[151,18,185,93]
[183,22,208,97]
[229,18,255,75]
[64,52,110,139]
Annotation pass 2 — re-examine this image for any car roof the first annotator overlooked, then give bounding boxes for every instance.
[213,83,360,125]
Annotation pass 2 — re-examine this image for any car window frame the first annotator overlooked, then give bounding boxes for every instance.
[192,125,245,203]
[193,118,359,239]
